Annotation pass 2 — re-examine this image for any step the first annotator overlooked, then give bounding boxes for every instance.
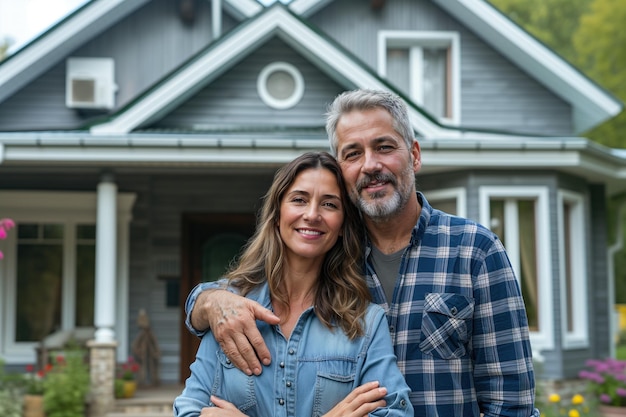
[106,413,171,417]
[104,384,181,417]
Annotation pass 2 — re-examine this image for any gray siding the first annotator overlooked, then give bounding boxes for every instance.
[0,167,275,383]
[153,38,346,130]
[124,170,274,382]
[0,0,238,130]
[310,0,573,136]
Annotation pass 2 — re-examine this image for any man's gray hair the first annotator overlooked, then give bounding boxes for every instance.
[325,89,416,156]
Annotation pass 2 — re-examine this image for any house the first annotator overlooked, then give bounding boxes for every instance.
[0,0,624,398]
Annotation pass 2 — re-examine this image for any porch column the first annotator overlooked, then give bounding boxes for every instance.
[94,173,117,343]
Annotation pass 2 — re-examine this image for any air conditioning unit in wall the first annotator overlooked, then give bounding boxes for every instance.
[66,57,117,110]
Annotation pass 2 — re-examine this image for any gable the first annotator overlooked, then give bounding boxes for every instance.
[88,4,449,138]
[150,38,345,132]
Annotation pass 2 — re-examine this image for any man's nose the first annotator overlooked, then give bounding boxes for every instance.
[362,150,382,173]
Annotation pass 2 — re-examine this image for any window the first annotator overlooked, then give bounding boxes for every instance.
[424,187,466,217]
[558,190,588,348]
[257,62,304,110]
[479,186,553,353]
[378,31,460,124]
[15,223,95,342]
[0,191,134,363]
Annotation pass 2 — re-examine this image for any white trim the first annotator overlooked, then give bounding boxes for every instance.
[557,190,589,349]
[479,186,553,356]
[0,0,149,104]
[256,61,304,110]
[431,0,622,132]
[289,0,334,17]
[423,187,467,218]
[378,30,461,124]
[89,6,450,138]
[0,191,135,364]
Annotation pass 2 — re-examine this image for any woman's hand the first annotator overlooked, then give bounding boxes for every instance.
[200,396,247,417]
[322,381,388,417]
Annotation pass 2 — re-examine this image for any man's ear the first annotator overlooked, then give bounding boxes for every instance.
[411,140,422,172]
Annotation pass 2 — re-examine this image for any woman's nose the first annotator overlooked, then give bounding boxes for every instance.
[304,206,321,221]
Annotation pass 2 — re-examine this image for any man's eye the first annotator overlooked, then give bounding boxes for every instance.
[343,151,361,160]
[377,145,394,152]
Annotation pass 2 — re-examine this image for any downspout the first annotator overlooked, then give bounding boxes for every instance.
[212,0,222,40]
[609,199,626,358]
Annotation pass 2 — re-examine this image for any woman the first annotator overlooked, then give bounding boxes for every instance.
[174,152,412,417]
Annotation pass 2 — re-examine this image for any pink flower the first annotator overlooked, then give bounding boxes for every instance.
[0,218,15,260]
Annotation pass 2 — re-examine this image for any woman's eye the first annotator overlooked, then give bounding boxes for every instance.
[323,202,339,209]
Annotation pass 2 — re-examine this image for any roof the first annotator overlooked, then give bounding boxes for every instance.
[87,4,452,138]
[0,0,624,195]
[284,0,624,133]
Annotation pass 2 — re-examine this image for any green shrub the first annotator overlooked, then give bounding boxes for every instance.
[43,350,90,417]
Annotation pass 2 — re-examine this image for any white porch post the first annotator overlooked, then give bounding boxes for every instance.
[94,173,117,343]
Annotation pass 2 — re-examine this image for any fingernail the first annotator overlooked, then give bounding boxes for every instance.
[253,367,261,375]
[262,358,271,365]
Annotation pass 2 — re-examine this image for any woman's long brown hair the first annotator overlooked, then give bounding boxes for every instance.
[225,151,370,339]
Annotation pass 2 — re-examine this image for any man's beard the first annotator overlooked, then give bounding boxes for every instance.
[353,165,415,223]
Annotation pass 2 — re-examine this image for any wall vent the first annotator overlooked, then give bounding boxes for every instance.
[66,58,117,110]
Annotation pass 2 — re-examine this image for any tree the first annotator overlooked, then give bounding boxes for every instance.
[0,37,12,61]
[490,0,626,302]
[573,0,626,148]
[488,0,591,63]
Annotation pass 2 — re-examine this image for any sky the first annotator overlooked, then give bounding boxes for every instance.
[0,0,90,53]
[0,0,287,55]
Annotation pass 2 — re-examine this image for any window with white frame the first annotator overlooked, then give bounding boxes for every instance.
[558,190,588,348]
[378,31,460,124]
[0,191,134,363]
[15,223,95,342]
[479,186,553,352]
[424,187,466,218]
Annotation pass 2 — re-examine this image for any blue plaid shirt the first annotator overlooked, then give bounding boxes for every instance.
[377,193,539,416]
[185,192,539,417]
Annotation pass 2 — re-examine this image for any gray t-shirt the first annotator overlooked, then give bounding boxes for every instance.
[370,245,404,305]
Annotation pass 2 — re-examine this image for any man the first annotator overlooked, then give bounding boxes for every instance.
[185,89,539,416]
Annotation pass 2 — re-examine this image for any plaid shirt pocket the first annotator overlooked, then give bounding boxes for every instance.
[418,293,475,359]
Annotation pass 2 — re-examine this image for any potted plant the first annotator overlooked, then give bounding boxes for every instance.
[43,351,90,417]
[22,363,51,417]
[116,356,139,398]
[579,358,626,417]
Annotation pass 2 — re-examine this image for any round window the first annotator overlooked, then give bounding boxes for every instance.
[257,62,304,109]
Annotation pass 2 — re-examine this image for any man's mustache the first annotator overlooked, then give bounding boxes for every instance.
[356,173,396,193]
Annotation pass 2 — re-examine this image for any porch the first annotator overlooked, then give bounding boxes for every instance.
[104,384,182,417]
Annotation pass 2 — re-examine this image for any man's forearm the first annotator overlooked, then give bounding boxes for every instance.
[185,281,225,337]
[190,288,216,331]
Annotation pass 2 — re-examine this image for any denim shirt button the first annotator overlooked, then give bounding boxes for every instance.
[279,361,285,368]
[400,399,406,407]
[288,348,295,355]
[286,381,292,387]
[279,399,285,406]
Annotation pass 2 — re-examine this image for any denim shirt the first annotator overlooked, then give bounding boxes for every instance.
[175,283,412,417]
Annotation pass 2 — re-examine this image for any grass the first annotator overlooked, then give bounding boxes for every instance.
[617,344,626,360]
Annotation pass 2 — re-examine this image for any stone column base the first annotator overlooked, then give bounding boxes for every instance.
[87,340,118,417]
